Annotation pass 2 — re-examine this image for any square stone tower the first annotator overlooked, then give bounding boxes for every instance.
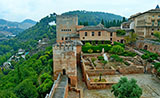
[53,41,82,87]
[56,15,78,42]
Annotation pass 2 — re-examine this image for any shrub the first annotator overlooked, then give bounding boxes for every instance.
[92,46,101,53]
[82,46,90,53]
[110,54,123,62]
[91,57,96,63]
[99,44,112,52]
[82,43,92,53]
[94,78,106,82]
[98,56,104,61]
[124,61,130,66]
[116,30,126,36]
[110,45,124,55]
[98,41,102,45]
[104,40,112,44]
[97,50,100,53]
[153,63,160,72]
[84,42,92,47]
[88,49,93,53]
[82,43,112,53]
[114,42,125,48]
[121,51,137,57]
[141,52,158,62]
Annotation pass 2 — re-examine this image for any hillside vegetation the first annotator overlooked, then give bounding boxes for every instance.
[0,46,53,98]
[63,10,125,26]
[0,13,56,66]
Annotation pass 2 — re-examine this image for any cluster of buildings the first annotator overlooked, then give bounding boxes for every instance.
[2,49,28,69]
[56,15,124,44]
[48,5,160,98]
[121,5,160,54]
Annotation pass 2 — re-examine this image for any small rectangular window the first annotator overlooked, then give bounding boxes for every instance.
[110,32,113,36]
[98,32,101,36]
[85,32,87,36]
[92,32,94,36]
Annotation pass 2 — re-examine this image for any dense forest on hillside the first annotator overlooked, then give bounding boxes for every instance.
[0,13,57,98]
[63,10,126,26]
[0,13,56,66]
[0,46,53,98]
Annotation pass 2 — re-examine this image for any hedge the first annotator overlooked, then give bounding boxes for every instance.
[114,42,125,48]
[82,43,112,53]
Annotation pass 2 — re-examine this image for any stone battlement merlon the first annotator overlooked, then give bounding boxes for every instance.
[53,41,78,52]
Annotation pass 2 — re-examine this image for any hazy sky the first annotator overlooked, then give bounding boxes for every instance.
[0,0,159,22]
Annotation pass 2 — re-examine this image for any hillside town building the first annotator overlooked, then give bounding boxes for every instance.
[121,5,160,55]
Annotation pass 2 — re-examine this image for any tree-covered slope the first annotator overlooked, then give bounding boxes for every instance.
[0,13,56,66]
[0,46,53,98]
[62,10,124,25]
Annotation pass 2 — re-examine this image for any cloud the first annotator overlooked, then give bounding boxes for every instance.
[0,0,159,21]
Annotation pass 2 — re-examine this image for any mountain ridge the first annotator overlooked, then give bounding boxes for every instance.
[0,19,36,35]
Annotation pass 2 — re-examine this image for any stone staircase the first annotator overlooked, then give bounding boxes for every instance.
[52,75,68,98]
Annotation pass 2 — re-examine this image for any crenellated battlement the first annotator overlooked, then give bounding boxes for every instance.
[53,40,82,52]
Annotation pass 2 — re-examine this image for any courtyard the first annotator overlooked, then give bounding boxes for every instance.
[82,74,160,98]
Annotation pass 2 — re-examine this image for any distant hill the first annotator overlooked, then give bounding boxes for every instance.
[62,10,124,25]
[0,19,36,35]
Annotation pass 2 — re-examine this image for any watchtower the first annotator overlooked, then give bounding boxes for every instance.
[56,15,78,43]
[53,40,82,87]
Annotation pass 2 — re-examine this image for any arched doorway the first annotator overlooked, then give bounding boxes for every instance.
[144,45,148,50]
[62,69,66,75]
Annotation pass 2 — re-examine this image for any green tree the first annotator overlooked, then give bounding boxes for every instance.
[0,90,17,98]
[37,79,53,98]
[116,30,126,36]
[122,17,126,22]
[101,19,104,25]
[110,54,123,62]
[111,77,142,98]
[14,79,38,98]
[40,73,52,83]
[101,60,107,68]
[109,45,124,55]
[125,32,137,45]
